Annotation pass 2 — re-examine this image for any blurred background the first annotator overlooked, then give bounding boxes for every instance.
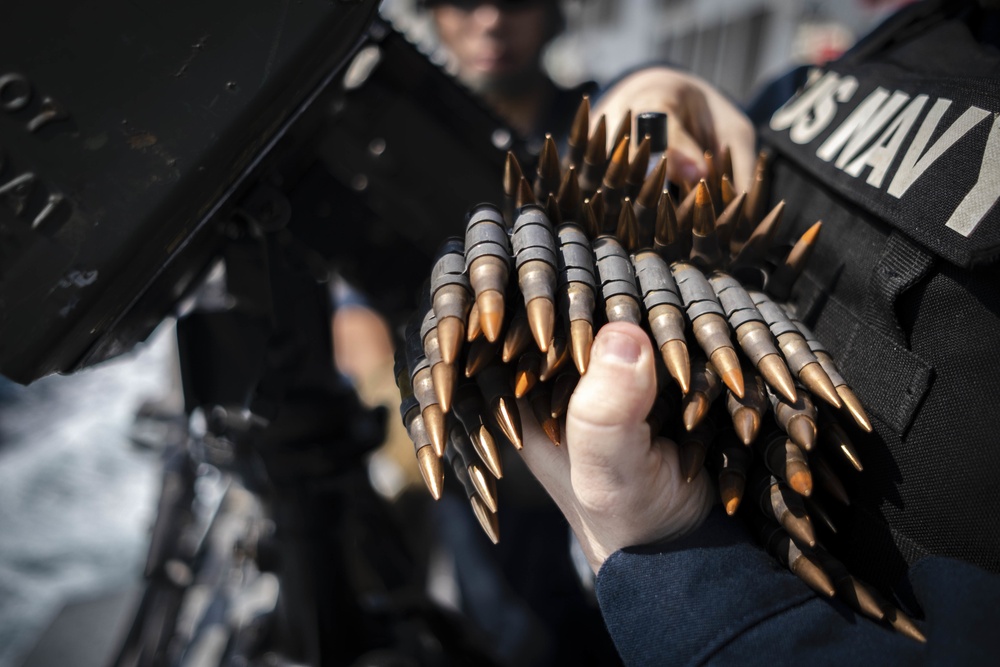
[0,0,911,665]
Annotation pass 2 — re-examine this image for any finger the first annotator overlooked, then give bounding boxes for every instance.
[565,323,658,487]
[517,398,576,513]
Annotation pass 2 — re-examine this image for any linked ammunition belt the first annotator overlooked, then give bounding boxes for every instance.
[395,99,923,642]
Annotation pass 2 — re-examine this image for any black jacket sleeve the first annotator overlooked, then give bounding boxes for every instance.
[594,507,1000,666]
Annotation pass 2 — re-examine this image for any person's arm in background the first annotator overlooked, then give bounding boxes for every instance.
[517,66,1000,666]
[593,66,757,191]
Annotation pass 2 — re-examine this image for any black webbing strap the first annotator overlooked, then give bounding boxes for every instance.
[807,231,936,436]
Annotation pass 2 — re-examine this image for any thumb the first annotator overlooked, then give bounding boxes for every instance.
[566,322,658,483]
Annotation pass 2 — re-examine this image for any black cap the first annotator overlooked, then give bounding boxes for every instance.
[637,112,668,153]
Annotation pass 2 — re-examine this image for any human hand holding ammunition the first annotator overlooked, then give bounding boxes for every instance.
[518,322,714,573]
[592,66,756,190]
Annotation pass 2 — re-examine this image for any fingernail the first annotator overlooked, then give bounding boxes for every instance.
[594,330,640,364]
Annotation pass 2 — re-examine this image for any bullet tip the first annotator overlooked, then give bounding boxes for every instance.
[416,446,444,500]
[526,297,555,353]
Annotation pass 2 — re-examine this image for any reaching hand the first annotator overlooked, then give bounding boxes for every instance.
[594,67,757,192]
[518,322,715,573]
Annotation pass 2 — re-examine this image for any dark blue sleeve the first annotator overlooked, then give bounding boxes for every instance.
[594,507,1000,666]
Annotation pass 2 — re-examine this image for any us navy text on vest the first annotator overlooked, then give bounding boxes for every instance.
[769,69,999,238]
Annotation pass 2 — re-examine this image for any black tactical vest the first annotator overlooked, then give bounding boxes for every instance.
[758,0,1000,597]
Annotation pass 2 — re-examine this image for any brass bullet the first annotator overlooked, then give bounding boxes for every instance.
[743,151,770,227]
[557,165,582,222]
[761,433,813,496]
[465,336,498,378]
[514,350,541,399]
[503,151,524,227]
[679,421,714,482]
[587,189,606,237]
[437,317,465,368]
[469,463,499,513]
[605,135,630,189]
[797,360,843,409]
[749,288,841,408]
[709,271,795,403]
[569,319,594,375]
[809,554,885,621]
[582,196,602,240]
[811,452,851,505]
[556,223,597,375]
[716,431,752,514]
[564,95,590,172]
[616,198,640,252]
[714,190,745,256]
[683,357,722,430]
[534,134,562,201]
[526,297,556,353]
[625,135,652,200]
[467,302,482,342]
[757,521,835,597]
[502,305,532,363]
[539,333,569,381]
[726,366,768,445]
[653,189,683,262]
[516,175,536,209]
[822,419,863,472]
[551,369,579,419]
[636,155,668,247]
[805,496,837,535]
[471,422,503,479]
[470,493,500,544]
[476,361,523,450]
[732,200,785,269]
[675,183,699,235]
[430,238,473,366]
[416,444,445,500]
[421,310,456,414]
[784,310,872,432]
[718,144,734,184]
[422,403,447,458]
[673,261,744,397]
[602,136,630,231]
[768,476,817,547]
[451,382,503,479]
[529,382,561,446]
[400,375,444,500]
[757,352,798,404]
[789,548,836,598]
[719,471,746,515]
[580,114,608,196]
[690,180,723,269]
[432,359,457,415]
[720,173,736,210]
[513,205,558,352]
[495,395,523,450]
[769,220,822,301]
[770,389,818,452]
[703,150,722,211]
[837,385,873,433]
[752,470,816,547]
[660,334,691,394]
[868,589,927,643]
[545,193,562,227]
[633,248,689,391]
[465,204,511,343]
[609,109,632,165]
